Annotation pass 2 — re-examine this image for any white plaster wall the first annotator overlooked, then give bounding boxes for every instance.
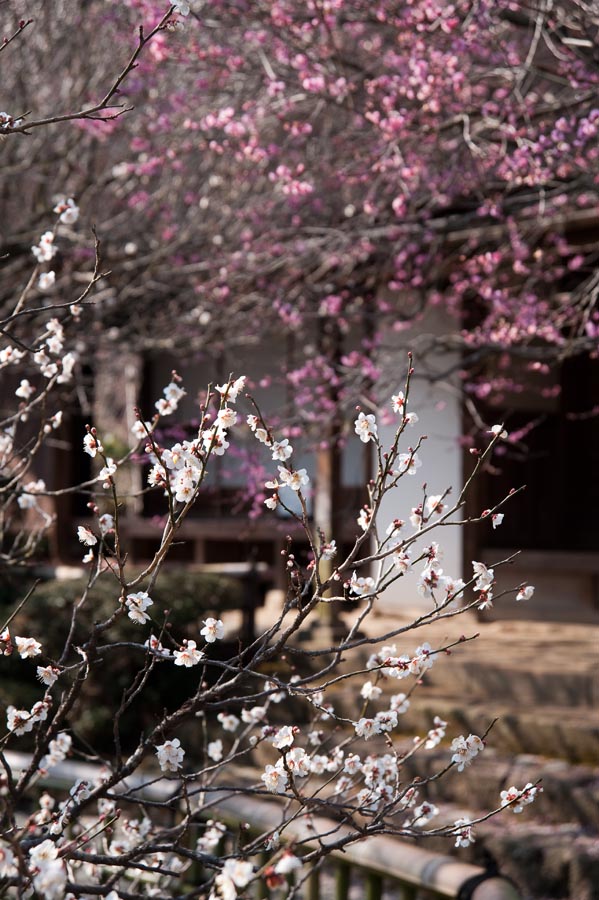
[147,316,464,612]
[374,312,463,614]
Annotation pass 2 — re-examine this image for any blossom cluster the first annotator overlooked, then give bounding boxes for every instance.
[0,191,539,898]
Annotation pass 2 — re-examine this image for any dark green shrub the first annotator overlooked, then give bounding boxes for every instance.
[0,569,244,754]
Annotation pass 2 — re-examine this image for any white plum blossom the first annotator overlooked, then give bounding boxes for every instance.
[163,381,186,404]
[357,507,372,532]
[145,634,171,658]
[442,575,466,599]
[271,438,293,460]
[30,700,50,727]
[39,733,72,771]
[472,561,494,590]
[215,376,246,402]
[37,665,60,687]
[15,379,35,400]
[477,586,494,611]
[98,458,117,487]
[424,716,447,749]
[309,754,328,775]
[216,406,237,429]
[0,629,11,655]
[261,764,288,793]
[0,346,25,366]
[15,636,42,659]
[125,591,153,624]
[241,706,267,725]
[426,494,445,516]
[410,505,423,529]
[57,351,76,383]
[217,712,240,732]
[156,738,185,772]
[360,681,382,701]
[490,424,508,439]
[29,840,59,869]
[285,747,310,777]
[500,782,542,813]
[417,566,443,599]
[201,617,225,643]
[7,706,33,735]
[398,451,422,475]
[99,513,115,535]
[391,392,405,413]
[386,518,404,537]
[389,693,410,714]
[278,466,309,491]
[83,432,103,457]
[264,831,280,851]
[349,572,375,597]
[53,197,79,224]
[384,655,411,680]
[77,526,97,547]
[155,380,186,415]
[411,801,439,827]
[366,643,396,670]
[492,512,504,528]
[0,844,17,877]
[409,642,434,676]
[353,717,381,740]
[374,710,398,733]
[215,859,254,900]
[147,463,166,488]
[34,793,56,827]
[354,412,378,443]
[357,505,372,531]
[203,426,229,456]
[173,0,191,14]
[344,753,362,775]
[46,411,63,433]
[271,725,295,749]
[173,466,196,503]
[450,734,484,772]
[197,820,227,853]
[38,271,56,291]
[207,739,223,762]
[321,539,337,560]
[131,419,153,440]
[274,852,302,875]
[454,817,475,847]
[393,549,412,574]
[516,585,535,602]
[32,231,57,263]
[29,839,67,900]
[173,640,204,667]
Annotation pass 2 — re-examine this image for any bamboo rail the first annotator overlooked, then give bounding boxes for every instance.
[5,752,521,900]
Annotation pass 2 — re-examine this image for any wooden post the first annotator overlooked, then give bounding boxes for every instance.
[307,865,321,900]
[335,860,351,900]
[365,870,383,900]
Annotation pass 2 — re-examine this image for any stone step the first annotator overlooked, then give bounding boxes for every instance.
[346,612,599,711]
[332,679,599,765]
[399,697,599,766]
[400,746,599,831]
[422,659,598,710]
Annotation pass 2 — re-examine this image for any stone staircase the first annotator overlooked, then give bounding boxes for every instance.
[331,611,599,899]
